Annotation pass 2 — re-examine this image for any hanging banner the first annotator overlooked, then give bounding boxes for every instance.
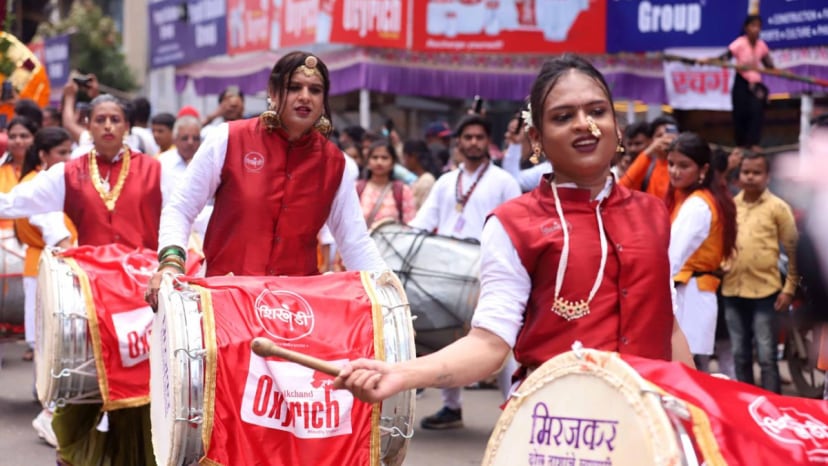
[605,0,750,53]
[412,0,606,54]
[762,0,828,48]
[663,56,735,111]
[226,0,271,54]
[328,0,409,49]
[42,35,70,94]
[149,0,228,68]
[278,0,320,48]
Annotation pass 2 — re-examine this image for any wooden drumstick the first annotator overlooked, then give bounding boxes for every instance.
[251,337,341,377]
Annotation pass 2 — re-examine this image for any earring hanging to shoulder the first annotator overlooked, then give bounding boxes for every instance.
[259,97,281,133]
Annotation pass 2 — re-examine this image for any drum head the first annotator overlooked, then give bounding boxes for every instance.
[483,349,682,466]
[35,250,60,405]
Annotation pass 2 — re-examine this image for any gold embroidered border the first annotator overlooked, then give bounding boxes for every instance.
[196,284,220,465]
[360,271,383,466]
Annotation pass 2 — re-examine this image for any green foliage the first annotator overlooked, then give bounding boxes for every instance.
[37,1,137,91]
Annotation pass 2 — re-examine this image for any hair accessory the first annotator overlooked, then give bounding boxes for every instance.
[586,116,602,139]
[521,103,533,132]
[314,115,332,135]
[297,55,322,79]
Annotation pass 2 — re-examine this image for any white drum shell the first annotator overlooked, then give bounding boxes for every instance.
[150,271,416,466]
[0,229,26,337]
[35,249,99,407]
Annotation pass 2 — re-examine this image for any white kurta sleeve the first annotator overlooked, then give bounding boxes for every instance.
[29,211,72,246]
[501,143,522,180]
[0,164,66,219]
[668,196,713,277]
[470,216,531,348]
[328,155,386,272]
[158,125,227,252]
[407,175,445,231]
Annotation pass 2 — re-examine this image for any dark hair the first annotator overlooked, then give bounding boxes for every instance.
[403,139,441,178]
[20,127,72,180]
[42,106,60,123]
[666,132,737,258]
[218,86,244,103]
[740,150,770,173]
[131,97,151,125]
[150,112,176,129]
[268,51,332,128]
[7,116,39,139]
[648,115,678,138]
[711,147,729,175]
[743,14,762,32]
[529,54,615,131]
[364,138,397,180]
[454,114,492,138]
[14,99,43,128]
[342,125,366,145]
[624,121,649,140]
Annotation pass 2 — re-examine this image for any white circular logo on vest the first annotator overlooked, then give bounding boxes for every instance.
[243,152,265,172]
[255,290,315,341]
[121,251,156,287]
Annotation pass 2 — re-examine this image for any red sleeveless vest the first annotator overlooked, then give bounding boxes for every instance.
[202,119,345,277]
[493,179,674,369]
[63,151,162,249]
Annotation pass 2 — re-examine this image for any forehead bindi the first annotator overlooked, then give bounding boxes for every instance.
[544,71,610,111]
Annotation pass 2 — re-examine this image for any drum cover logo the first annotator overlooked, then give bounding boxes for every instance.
[255,290,315,341]
[749,396,828,461]
[121,251,157,287]
[243,152,265,173]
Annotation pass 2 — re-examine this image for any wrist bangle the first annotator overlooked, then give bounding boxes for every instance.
[158,261,185,274]
[158,245,187,262]
[159,256,185,269]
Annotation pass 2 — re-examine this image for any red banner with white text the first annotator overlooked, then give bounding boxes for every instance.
[194,273,380,466]
[623,354,828,465]
[328,0,409,49]
[226,0,272,54]
[63,244,158,410]
[412,0,606,54]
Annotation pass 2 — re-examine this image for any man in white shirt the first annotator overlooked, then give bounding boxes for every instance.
[159,115,213,240]
[409,114,521,429]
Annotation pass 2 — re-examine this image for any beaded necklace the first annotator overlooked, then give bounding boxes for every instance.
[89,146,131,211]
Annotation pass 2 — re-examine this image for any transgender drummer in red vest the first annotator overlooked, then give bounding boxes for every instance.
[0,94,163,465]
[335,55,695,403]
[147,51,384,302]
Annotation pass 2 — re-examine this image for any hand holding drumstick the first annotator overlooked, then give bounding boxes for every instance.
[251,337,404,404]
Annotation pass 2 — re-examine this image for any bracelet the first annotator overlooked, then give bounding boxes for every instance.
[158,260,185,274]
[159,255,185,270]
[158,245,187,263]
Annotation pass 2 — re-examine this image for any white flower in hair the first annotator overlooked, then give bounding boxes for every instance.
[521,103,533,131]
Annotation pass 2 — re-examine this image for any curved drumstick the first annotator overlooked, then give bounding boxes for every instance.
[251,337,341,377]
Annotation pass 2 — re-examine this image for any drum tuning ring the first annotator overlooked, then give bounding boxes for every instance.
[379,422,414,439]
[174,348,206,360]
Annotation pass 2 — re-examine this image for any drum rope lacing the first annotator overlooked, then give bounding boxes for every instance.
[376,228,476,327]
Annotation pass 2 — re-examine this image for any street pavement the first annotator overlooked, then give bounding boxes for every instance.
[0,339,813,466]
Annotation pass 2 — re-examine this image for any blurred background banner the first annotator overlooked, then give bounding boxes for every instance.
[761,0,828,48]
[605,0,750,53]
[411,0,606,54]
[149,0,228,68]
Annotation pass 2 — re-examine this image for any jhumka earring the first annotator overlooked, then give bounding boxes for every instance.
[259,97,281,133]
[314,115,332,135]
[616,141,626,154]
[530,142,542,164]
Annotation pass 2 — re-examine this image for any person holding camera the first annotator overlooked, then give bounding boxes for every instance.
[60,73,100,145]
[619,115,679,201]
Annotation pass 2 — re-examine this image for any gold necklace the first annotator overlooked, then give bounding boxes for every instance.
[89,146,131,211]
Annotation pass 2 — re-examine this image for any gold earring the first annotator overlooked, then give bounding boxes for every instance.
[530,143,542,164]
[616,141,626,154]
[259,110,281,133]
[314,115,332,135]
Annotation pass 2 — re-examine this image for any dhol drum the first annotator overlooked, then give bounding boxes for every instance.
[370,220,479,354]
[151,271,416,466]
[0,228,26,338]
[35,248,99,406]
[483,347,698,466]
